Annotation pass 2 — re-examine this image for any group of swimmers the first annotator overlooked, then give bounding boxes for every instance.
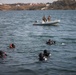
[39,50,51,61]
[0,39,55,61]
[42,15,51,23]
[38,39,56,61]
[0,43,15,59]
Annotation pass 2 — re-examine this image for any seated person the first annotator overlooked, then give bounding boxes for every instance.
[47,15,51,22]
[42,16,47,23]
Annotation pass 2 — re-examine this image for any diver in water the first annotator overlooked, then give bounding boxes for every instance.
[39,53,45,61]
[46,39,56,45]
[38,50,51,61]
[43,50,51,57]
[0,50,7,58]
[9,43,15,48]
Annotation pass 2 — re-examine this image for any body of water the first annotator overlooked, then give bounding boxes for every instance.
[0,10,76,75]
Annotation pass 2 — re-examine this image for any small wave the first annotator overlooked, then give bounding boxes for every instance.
[8,68,37,75]
[61,38,76,43]
[61,38,76,40]
[30,35,57,38]
[69,56,76,60]
[50,67,76,73]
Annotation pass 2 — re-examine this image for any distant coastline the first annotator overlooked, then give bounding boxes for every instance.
[0,0,76,10]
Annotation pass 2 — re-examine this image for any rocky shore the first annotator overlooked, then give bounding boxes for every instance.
[0,0,76,10]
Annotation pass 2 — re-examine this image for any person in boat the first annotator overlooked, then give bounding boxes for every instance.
[46,39,56,45]
[47,15,51,22]
[43,50,50,57]
[42,15,47,23]
[0,50,7,58]
[9,43,15,48]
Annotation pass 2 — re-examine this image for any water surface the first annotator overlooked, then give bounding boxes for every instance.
[0,10,76,75]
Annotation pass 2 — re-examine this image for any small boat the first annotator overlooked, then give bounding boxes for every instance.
[33,20,60,26]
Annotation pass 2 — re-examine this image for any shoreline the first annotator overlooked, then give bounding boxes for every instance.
[0,1,76,10]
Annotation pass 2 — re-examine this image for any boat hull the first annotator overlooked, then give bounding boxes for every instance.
[33,20,60,26]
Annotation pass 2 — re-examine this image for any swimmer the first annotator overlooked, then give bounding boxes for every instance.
[9,43,15,48]
[46,39,56,45]
[43,50,51,57]
[39,53,44,61]
[0,50,7,58]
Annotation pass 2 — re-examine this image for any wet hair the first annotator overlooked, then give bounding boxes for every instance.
[46,39,56,45]
[0,50,7,58]
[43,50,50,57]
[0,51,3,58]
[39,53,44,61]
[9,43,15,48]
